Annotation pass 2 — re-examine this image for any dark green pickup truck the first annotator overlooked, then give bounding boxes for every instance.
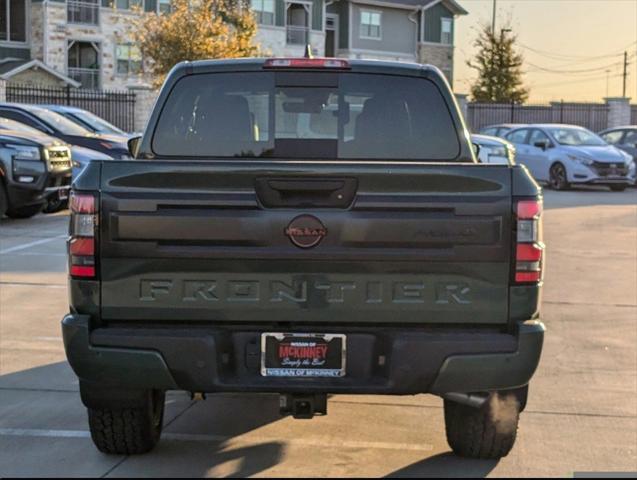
[62,58,545,459]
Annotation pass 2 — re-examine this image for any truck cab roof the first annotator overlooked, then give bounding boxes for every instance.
[171,57,441,75]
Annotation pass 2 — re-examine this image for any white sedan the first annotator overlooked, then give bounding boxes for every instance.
[471,134,516,165]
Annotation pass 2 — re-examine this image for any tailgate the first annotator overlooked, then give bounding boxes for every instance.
[99,161,512,324]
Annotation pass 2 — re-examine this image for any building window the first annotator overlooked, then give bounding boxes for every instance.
[441,17,452,44]
[116,0,144,9]
[116,44,143,75]
[158,0,171,14]
[68,0,100,25]
[285,2,310,45]
[1,0,27,43]
[360,10,381,40]
[251,0,275,25]
[68,41,101,89]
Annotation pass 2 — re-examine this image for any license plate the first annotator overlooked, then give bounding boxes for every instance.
[261,333,346,377]
[58,188,69,200]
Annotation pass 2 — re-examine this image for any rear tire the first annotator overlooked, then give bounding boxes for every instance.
[444,391,521,459]
[5,203,43,219]
[609,185,627,192]
[42,198,68,214]
[549,163,570,190]
[87,390,165,455]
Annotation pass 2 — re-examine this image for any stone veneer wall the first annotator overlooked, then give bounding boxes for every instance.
[30,3,151,91]
[31,4,317,91]
[30,3,45,61]
[7,69,69,87]
[605,97,632,128]
[418,42,454,84]
[128,86,159,134]
[25,3,330,131]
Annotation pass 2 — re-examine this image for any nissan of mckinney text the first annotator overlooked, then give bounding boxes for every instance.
[62,58,546,459]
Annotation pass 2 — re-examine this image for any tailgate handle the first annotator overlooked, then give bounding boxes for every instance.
[256,177,357,208]
[268,179,344,193]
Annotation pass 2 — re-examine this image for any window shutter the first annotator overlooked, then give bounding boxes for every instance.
[312,0,322,31]
[275,0,284,27]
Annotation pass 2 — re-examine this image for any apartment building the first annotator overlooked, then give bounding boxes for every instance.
[1,0,162,90]
[0,0,466,91]
[256,0,467,84]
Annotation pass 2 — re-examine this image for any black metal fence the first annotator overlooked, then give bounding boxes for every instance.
[6,84,136,132]
[467,101,610,133]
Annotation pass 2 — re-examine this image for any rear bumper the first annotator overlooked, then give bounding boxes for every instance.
[62,315,544,395]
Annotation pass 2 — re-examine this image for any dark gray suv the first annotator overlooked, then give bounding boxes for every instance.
[0,118,72,218]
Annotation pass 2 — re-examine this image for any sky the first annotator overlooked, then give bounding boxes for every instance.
[454,0,637,102]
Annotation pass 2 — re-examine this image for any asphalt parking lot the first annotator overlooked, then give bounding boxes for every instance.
[0,188,636,477]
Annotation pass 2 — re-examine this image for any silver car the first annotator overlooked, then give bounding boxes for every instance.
[478,123,526,139]
[471,134,516,165]
[599,126,637,186]
[504,124,635,191]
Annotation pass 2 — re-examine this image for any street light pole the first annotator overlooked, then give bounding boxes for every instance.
[492,0,497,33]
[622,51,628,98]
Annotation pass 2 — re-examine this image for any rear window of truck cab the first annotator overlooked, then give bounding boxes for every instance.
[152,72,461,160]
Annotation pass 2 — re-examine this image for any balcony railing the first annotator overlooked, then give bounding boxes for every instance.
[286,25,309,45]
[67,0,100,25]
[68,68,100,90]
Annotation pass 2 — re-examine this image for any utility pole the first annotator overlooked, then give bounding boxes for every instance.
[622,51,628,97]
[492,0,497,33]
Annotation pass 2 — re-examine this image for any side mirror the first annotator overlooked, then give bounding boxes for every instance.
[534,140,550,151]
[127,135,141,158]
[472,142,481,157]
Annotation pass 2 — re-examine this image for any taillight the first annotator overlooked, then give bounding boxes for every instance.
[69,192,97,278]
[263,58,350,69]
[514,199,544,284]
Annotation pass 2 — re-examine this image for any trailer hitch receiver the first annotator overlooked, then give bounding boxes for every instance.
[280,394,327,419]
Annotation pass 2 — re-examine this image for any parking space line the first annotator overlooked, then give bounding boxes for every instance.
[0,387,78,394]
[544,300,637,308]
[0,428,434,452]
[0,235,66,255]
[12,252,67,257]
[0,229,68,237]
[0,336,64,343]
[0,282,66,288]
[0,428,90,439]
